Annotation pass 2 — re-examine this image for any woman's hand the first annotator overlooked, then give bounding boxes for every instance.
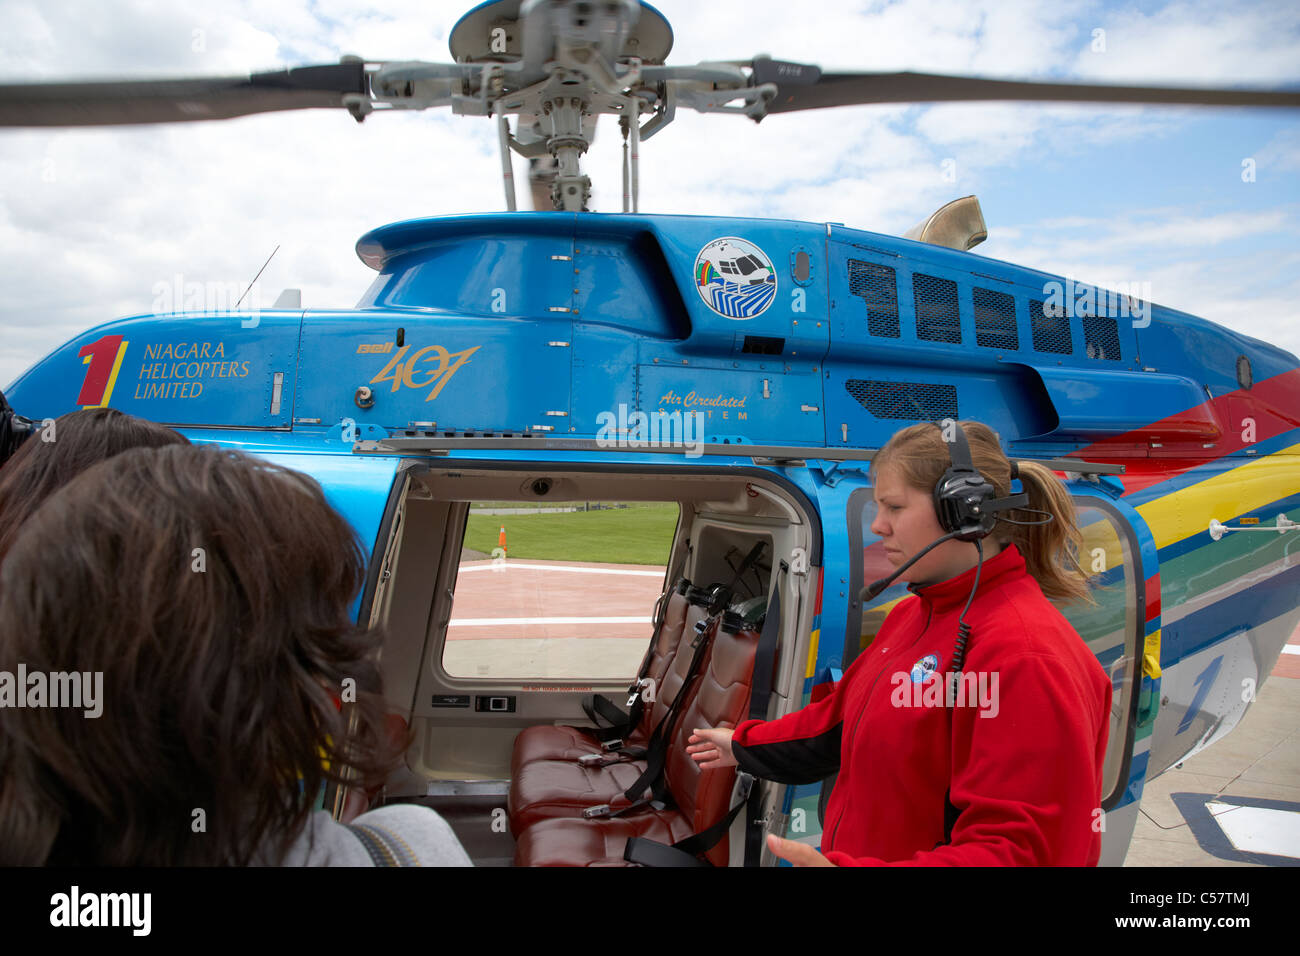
[686,727,737,769]
[767,834,836,866]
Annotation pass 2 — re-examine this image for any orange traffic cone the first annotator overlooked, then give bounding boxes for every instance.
[498,525,507,556]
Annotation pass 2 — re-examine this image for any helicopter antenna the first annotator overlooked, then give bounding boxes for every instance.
[236,244,279,309]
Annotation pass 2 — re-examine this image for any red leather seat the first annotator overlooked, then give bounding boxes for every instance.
[507,593,717,835]
[509,581,693,776]
[515,611,760,866]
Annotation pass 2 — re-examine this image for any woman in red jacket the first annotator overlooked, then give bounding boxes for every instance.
[688,420,1112,866]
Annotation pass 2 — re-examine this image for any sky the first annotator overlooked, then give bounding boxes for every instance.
[1,0,1298,390]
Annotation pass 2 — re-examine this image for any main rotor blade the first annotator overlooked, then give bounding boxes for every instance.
[0,62,368,127]
[752,62,1300,113]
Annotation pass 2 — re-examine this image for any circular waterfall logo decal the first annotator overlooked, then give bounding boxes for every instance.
[694,237,777,319]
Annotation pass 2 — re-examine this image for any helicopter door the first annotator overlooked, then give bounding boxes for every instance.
[832,478,1148,864]
[1060,491,1147,865]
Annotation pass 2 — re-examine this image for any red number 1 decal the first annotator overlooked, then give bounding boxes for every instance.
[77,334,129,407]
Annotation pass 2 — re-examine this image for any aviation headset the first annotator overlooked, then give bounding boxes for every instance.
[862,419,1058,663]
[861,419,1037,603]
[932,420,1029,542]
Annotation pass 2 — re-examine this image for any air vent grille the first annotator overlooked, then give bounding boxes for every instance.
[913,274,961,344]
[1030,299,1072,354]
[1083,315,1122,361]
[848,259,900,338]
[974,287,1018,350]
[741,335,785,355]
[845,379,959,421]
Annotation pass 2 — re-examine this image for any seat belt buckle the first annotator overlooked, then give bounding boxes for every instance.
[579,753,616,768]
[736,771,754,802]
[600,738,624,753]
[583,804,612,819]
[627,677,649,707]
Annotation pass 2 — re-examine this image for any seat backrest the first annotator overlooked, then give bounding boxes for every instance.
[646,586,717,732]
[664,610,759,866]
[635,581,691,726]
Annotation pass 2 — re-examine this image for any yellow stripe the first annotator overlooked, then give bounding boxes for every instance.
[806,592,916,680]
[805,629,820,679]
[1143,629,1162,678]
[1136,444,1300,551]
[82,340,130,409]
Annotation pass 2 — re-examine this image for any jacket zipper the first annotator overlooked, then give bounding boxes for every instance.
[826,600,935,850]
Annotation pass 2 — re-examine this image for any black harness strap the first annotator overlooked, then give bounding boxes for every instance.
[618,614,715,804]
[624,773,755,867]
[725,541,767,594]
[625,569,786,867]
[742,569,783,867]
[576,577,690,744]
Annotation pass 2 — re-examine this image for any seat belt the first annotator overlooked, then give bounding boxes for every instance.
[624,572,786,866]
[582,611,719,819]
[583,545,770,821]
[576,577,689,747]
[623,773,754,866]
[742,565,783,867]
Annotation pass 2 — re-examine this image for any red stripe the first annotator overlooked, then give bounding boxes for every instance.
[1144,574,1161,623]
[1067,367,1300,497]
[814,567,824,616]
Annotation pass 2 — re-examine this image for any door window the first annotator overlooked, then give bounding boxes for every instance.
[440,501,680,680]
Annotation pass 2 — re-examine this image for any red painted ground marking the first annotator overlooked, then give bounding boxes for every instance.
[448,560,666,641]
[1270,620,1300,680]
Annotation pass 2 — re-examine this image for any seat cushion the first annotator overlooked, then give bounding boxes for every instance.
[515,808,699,866]
[509,724,647,778]
[507,756,651,835]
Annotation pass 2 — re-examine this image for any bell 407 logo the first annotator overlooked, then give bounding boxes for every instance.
[363,343,481,402]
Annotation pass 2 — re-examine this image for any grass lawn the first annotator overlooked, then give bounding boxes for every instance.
[464,503,678,565]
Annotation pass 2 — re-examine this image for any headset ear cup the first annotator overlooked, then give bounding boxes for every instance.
[933,471,959,534]
[932,422,997,541]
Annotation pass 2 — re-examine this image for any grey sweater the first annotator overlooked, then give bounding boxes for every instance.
[269,805,473,866]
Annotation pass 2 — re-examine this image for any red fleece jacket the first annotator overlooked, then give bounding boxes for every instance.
[731,544,1111,866]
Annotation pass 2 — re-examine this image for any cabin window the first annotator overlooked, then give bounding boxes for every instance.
[1236,354,1253,390]
[440,501,680,680]
[1059,500,1140,807]
[973,287,1019,351]
[847,259,900,338]
[913,274,962,344]
[1029,298,1072,354]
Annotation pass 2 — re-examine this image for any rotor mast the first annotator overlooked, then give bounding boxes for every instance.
[452,0,668,212]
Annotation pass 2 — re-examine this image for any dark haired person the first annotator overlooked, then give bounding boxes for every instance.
[0,407,188,567]
[0,444,470,866]
[688,420,1111,866]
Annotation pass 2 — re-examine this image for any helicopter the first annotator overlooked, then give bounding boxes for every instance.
[1,0,1298,868]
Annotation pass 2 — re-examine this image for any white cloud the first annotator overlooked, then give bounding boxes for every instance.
[1070,0,1300,84]
[1,0,1298,391]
